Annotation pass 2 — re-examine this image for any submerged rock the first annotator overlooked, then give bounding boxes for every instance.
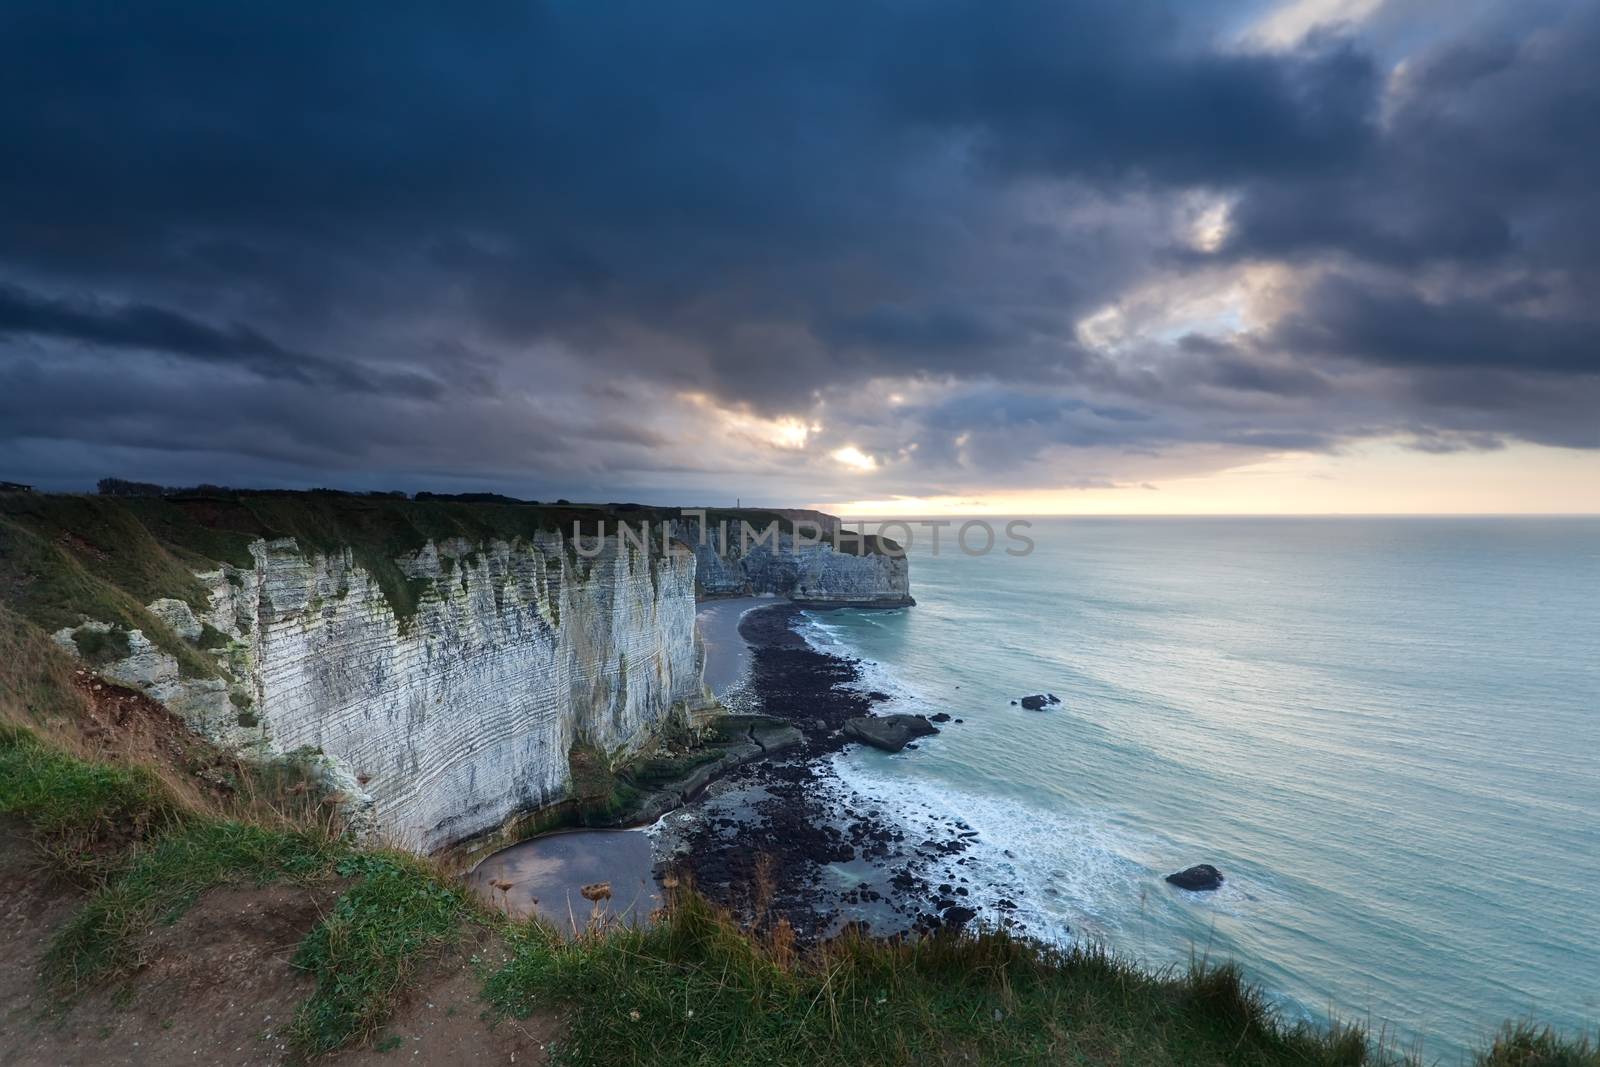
[1165,864,1225,891]
[928,712,952,723]
[842,713,939,753]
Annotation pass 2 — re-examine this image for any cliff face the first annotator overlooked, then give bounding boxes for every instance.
[678,514,914,606]
[10,494,911,853]
[58,531,708,852]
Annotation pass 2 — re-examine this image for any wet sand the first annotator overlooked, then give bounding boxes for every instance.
[696,595,778,696]
[469,829,660,930]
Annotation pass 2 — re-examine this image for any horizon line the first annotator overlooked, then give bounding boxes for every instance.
[831,511,1600,519]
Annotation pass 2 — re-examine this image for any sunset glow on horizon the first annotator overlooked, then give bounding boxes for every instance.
[824,441,1600,518]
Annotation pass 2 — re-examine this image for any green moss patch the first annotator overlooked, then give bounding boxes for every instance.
[196,622,231,650]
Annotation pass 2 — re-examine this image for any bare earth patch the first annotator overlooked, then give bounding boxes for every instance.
[0,825,561,1065]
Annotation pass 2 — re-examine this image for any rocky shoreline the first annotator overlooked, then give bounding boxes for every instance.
[652,603,993,940]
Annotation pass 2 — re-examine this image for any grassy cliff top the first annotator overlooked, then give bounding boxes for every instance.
[0,490,700,662]
[0,489,892,660]
[1,490,696,569]
[0,491,882,572]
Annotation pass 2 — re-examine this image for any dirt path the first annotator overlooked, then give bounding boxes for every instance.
[0,825,562,1066]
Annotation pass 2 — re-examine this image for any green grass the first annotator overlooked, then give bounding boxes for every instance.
[0,512,220,679]
[482,891,1390,1067]
[1479,1023,1600,1067]
[0,723,344,992]
[0,495,216,611]
[6,720,1599,1064]
[288,852,470,1057]
[45,819,345,991]
[0,724,174,851]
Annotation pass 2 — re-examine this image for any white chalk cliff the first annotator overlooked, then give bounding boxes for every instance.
[52,512,909,851]
[678,515,914,605]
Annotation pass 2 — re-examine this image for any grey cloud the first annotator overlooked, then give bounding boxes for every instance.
[0,284,444,398]
[0,1,1595,496]
[1269,274,1599,375]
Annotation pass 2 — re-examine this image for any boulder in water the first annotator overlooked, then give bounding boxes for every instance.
[1165,864,1224,891]
[929,712,952,723]
[1019,694,1050,710]
[842,713,939,752]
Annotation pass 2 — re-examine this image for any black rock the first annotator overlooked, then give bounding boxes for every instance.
[841,713,939,753]
[929,712,952,723]
[1046,693,1061,704]
[1010,700,1018,706]
[941,905,978,929]
[1019,694,1050,710]
[1165,864,1225,891]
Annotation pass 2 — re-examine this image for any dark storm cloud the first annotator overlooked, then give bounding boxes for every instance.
[1215,5,1600,278]
[0,0,1595,494]
[0,284,443,397]
[816,306,1024,356]
[1269,274,1600,376]
[885,10,1377,184]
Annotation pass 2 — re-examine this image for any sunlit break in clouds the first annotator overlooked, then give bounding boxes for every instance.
[2,1,1598,512]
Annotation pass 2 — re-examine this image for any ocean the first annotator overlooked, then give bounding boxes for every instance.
[799,517,1600,1062]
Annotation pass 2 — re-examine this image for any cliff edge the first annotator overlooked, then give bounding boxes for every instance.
[0,492,909,851]
[674,508,915,607]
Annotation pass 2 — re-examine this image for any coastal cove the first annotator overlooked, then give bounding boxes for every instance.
[470,516,1600,1062]
[469,598,975,939]
[8,6,1600,1060]
[786,516,1600,1062]
[4,491,1596,1064]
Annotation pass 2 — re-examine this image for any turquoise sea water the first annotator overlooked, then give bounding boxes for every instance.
[803,517,1600,1062]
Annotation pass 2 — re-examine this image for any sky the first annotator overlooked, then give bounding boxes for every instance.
[2,0,1598,514]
